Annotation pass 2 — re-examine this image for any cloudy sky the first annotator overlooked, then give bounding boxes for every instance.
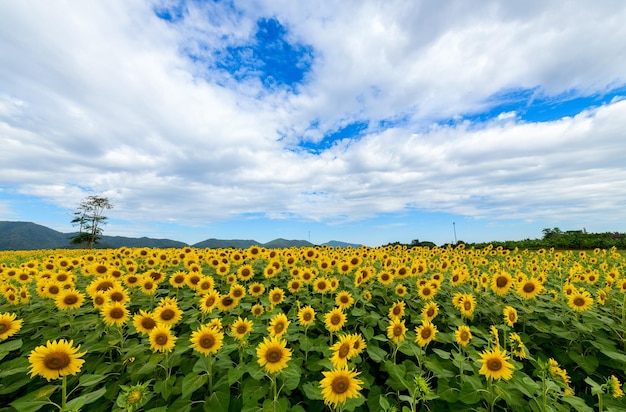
[1,1,626,247]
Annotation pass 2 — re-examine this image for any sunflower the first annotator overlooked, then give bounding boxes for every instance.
[139,277,157,295]
[256,336,292,374]
[607,375,624,398]
[268,313,290,338]
[154,303,183,326]
[455,325,472,347]
[313,278,330,295]
[217,294,240,312]
[251,304,265,317]
[421,302,439,322]
[91,290,108,309]
[377,271,394,286]
[168,271,188,288]
[491,271,513,296]
[0,312,23,340]
[287,279,302,294]
[387,318,407,344]
[335,291,354,310]
[516,277,542,299]
[237,264,255,282]
[348,333,367,355]
[459,293,476,318]
[231,317,254,340]
[86,276,118,297]
[330,334,356,368]
[268,287,285,306]
[55,289,85,310]
[28,339,86,381]
[394,284,407,297]
[508,332,527,359]
[101,301,130,327]
[417,284,436,300]
[196,276,215,295]
[199,290,220,314]
[249,282,266,297]
[106,286,130,304]
[478,347,514,381]
[567,290,593,312]
[388,301,405,320]
[298,305,316,326]
[415,321,438,347]
[319,367,364,408]
[149,325,177,352]
[41,281,63,299]
[324,308,347,333]
[133,310,158,335]
[503,306,518,327]
[190,324,224,356]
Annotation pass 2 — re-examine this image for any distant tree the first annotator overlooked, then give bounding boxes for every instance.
[70,195,113,249]
[542,227,563,240]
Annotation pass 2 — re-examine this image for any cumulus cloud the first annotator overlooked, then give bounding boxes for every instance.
[1,0,625,235]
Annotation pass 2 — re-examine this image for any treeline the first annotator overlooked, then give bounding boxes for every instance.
[391,228,626,250]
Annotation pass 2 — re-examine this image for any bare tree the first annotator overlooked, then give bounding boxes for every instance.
[70,195,113,248]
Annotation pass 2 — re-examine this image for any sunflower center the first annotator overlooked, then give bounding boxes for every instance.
[331,315,341,325]
[318,283,327,290]
[274,323,284,332]
[222,297,234,306]
[110,292,124,302]
[160,309,175,321]
[94,296,105,305]
[232,290,242,298]
[460,331,469,341]
[200,335,215,349]
[156,334,168,345]
[426,308,435,317]
[237,325,247,334]
[452,275,459,282]
[110,308,125,319]
[393,326,403,336]
[464,301,472,310]
[96,265,108,274]
[271,294,281,303]
[64,295,79,305]
[266,349,282,363]
[0,322,7,332]
[421,329,431,339]
[44,352,71,370]
[303,313,312,321]
[174,275,185,283]
[143,282,154,290]
[206,297,216,306]
[573,297,585,306]
[338,344,350,357]
[49,286,60,294]
[382,274,389,281]
[331,377,350,394]
[488,359,502,371]
[523,283,535,293]
[141,318,156,330]
[496,277,508,288]
[392,306,401,315]
[509,313,516,321]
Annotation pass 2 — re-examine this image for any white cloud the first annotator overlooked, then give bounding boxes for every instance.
[1,0,625,233]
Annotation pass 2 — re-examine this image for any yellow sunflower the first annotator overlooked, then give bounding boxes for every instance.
[298,305,316,326]
[348,333,367,355]
[503,306,518,327]
[329,334,357,369]
[491,271,513,296]
[516,277,542,299]
[256,336,292,374]
[607,375,624,398]
[415,321,438,347]
[417,284,436,300]
[249,282,266,297]
[237,264,255,281]
[421,302,439,322]
[91,290,108,309]
[386,318,407,344]
[168,271,188,288]
[459,293,476,318]
[319,367,364,408]
[478,347,514,381]
[133,310,158,335]
[217,294,240,312]
[54,288,85,311]
[190,324,224,356]
[196,276,215,295]
[324,308,346,333]
[455,325,472,347]
[377,271,394,286]
[267,313,290,338]
[199,290,220,314]
[106,286,130,304]
[28,339,86,381]
[313,278,330,295]
[0,312,23,340]
[101,301,130,327]
[394,284,407,297]
[567,290,593,312]
[154,303,183,326]
[335,291,354,310]
[251,304,265,317]
[149,325,177,353]
[268,287,285,306]
[231,317,254,340]
[388,300,405,320]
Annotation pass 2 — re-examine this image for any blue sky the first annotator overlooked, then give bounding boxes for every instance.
[1,1,626,247]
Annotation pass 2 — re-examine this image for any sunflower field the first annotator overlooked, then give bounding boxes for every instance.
[0,245,625,411]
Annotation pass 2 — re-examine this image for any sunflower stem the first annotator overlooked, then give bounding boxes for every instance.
[61,375,67,410]
[207,354,214,393]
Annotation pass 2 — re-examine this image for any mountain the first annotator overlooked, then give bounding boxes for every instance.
[0,221,361,250]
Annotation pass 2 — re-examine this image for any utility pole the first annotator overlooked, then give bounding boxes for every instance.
[453,222,457,245]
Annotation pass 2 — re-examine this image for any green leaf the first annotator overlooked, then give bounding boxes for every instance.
[432,348,451,360]
[561,395,594,412]
[423,356,455,379]
[242,377,268,405]
[436,379,459,402]
[281,364,301,391]
[65,386,107,410]
[181,372,208,398]
[263,397,289,412]
[366,345,388,363]
[567,351,598,374]
[302,381,323,400]
[10,384,58,412]
[228,365,245,385]
[204,390,230,412]
[78,374,108,387]
[0,377,31,395]
[0,338,23,361]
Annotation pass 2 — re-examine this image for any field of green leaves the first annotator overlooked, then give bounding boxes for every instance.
[0,245,624,411]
